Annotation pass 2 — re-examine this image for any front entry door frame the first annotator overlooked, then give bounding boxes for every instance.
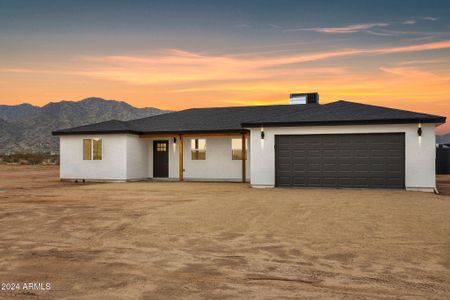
[153,140,169,178]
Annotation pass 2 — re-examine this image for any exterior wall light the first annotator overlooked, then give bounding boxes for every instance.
[261,126,265,139]
[418,123,422,137]
[172,137,177,153]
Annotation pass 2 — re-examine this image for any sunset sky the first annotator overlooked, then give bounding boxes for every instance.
[1,0,450,133]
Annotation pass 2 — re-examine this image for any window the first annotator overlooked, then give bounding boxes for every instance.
[83,139,92,160]
[231,138,247,160]
[93,139,102,160]
[156,142,167,152]
[83,138,102,160]
[191,139,206,160]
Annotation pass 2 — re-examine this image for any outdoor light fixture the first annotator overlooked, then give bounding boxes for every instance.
[418,123,422,137]
[261,126,265,139]
[173,137,177,143]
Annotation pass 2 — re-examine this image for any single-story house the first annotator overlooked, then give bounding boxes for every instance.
[53,93,446,192]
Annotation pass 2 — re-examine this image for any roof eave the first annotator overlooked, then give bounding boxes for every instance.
[52,128,250,136]
[138,129,248,135]
[52,130,139,136]
[241,117,446,128]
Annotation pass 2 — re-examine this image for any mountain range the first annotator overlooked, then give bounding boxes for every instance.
[437,133,450,144]
[1,97,449,153]
[0,97,170,153]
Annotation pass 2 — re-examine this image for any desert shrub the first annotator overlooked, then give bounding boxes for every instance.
[0,153,59,165]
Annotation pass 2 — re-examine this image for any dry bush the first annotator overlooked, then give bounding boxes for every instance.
[0,153,59,165]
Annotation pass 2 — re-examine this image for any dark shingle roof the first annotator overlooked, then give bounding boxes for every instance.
[241,100,446,127]
[53,119,134,135]
[52,100,445,135]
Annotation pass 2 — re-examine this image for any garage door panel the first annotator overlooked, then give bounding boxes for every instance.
[275,133,405,188]
[369,177,386,186]
[354,150,369,157]
[293,159,306,165]
[386,149,402,155]
[336,149,352,157]
[353,177,370,186]
[338,178,354,187]
[371,149,388,157]
[291,145,307,151]
[292,176,307,184]
[386,178,403,186]
[293,166,306,172]
[277,176,292,185]
[385,161,402,169]
[322,178,337,186]
[308,158,323,165]
[278,149,291,156]
[322,149,336,156]
[353,163,370,171]
[278,161,292,168]
[323,165,337,171]
[292,149,306,155]
[306,164,321,171]
[338,171,354,177]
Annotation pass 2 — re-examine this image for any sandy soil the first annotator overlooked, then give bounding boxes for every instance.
[0,165,450,299]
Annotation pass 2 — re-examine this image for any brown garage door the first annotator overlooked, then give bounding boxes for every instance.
[275,133,405,188]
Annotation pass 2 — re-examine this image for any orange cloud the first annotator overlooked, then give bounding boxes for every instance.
[1,40,449,133]
[3,40,450,86]
[373,40,450,54]
[62,40,450,87]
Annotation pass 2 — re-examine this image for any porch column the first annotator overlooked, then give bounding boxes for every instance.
[242,133,246,183]
[179,134,184,182]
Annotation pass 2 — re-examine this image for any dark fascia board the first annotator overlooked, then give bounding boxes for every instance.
[144,129,249,135]
[241,117,446,128]
[52,129,249,136]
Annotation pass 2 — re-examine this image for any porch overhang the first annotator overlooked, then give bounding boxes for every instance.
[139,130,249,183]
[138,129,249,139]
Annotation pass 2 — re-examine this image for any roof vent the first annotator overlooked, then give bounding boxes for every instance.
[290,92,319,105]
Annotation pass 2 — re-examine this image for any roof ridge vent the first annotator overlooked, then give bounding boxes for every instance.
[290,92,319,105]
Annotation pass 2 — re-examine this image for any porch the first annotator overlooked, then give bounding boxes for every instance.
[138,132,250,182]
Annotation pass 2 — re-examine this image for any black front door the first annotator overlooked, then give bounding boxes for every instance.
[153,140,169,178]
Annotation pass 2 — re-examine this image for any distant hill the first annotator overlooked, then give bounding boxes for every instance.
[437,133,450,144]
[0,97,170,153]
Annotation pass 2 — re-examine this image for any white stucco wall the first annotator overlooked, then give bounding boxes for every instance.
[182,136,250,181]
[248,123,438,191]
[60,134,128,180]
[60,134,250,182]
[126,135,149,180]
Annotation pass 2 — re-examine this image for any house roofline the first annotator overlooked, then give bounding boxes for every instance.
[241,118,446,128]
[52,117,446,136]
[52,129,249,136]
[52,130,139,136]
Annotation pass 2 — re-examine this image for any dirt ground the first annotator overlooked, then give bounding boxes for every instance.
[0,166,450,299]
